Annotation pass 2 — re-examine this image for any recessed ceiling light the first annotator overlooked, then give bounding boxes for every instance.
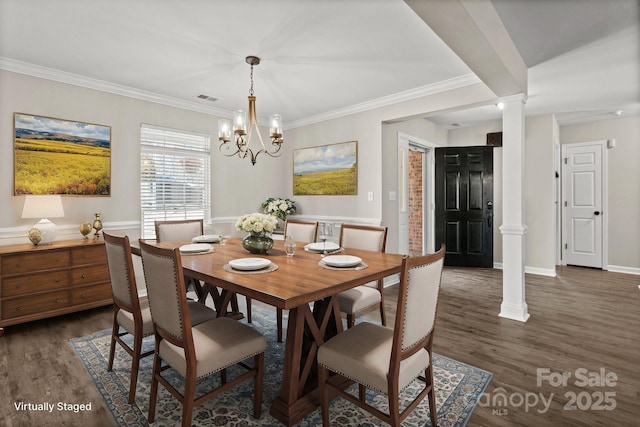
[451,123,461,127]
[496,102,505,110]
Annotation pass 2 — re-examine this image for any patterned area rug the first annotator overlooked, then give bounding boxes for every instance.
[70,306,491,426]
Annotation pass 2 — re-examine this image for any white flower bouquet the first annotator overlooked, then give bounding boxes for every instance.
[262,197,297,221]
[235,212,279,235]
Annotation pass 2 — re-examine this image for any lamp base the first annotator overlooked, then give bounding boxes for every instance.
[31,218,58,245]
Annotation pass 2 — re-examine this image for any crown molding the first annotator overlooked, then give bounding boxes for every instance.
[0,57,231,117]
[1,57,481,129]
[285,73,482,129]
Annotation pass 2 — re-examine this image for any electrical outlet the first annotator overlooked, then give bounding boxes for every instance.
[367,191,374,202]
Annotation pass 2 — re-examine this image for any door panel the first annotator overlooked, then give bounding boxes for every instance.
[564,143,603,268]
[436,146,493,267]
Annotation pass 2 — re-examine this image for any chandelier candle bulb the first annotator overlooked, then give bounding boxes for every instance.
[233,110,247,135]
[218,119,231,142]
[270,114,282,138]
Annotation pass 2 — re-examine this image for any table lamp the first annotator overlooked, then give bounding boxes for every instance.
[21,195,65,245]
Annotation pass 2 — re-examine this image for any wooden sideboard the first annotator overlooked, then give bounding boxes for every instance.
[0,239,112,336]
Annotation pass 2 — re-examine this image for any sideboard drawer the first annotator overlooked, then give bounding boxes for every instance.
[71,264,109,286]
[70,283,112,305]
[1,290,70,320]
[71,245,107,266]
[2,271,69,298]
[1,251,70,275]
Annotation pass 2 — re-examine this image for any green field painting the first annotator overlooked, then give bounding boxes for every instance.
[293,141,357,195]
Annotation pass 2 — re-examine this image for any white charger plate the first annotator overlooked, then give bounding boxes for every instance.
[322,255,362,268]
[179,243,213,254]
[228,258,272,271]
[192,234,221,243]
[305,242,340,253]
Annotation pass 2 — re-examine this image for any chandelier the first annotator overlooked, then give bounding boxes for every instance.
[218,56,283,165]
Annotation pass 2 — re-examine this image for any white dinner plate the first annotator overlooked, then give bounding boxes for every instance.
[179,243,213,254]
[305,242,340,253]
[192,234,222,243]
[228,258,272,271]
[322,255,362,268]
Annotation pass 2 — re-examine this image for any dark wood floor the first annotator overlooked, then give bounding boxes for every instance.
[1,266,638,426]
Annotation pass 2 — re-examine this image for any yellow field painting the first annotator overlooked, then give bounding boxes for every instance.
[14,139,110,195]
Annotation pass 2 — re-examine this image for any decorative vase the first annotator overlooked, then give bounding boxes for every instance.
[92,213,103,238]
[79,221,92,239]
[28,227,43,245]
[242,232,274,254]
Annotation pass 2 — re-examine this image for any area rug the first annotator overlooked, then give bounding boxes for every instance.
[70,307,491,426]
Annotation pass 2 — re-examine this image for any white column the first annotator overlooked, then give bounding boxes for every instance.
[499,93,530,322]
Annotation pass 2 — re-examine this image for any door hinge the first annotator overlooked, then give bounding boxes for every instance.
[564,201,567,207]
[565,243,568,250]
[564,157,568,164]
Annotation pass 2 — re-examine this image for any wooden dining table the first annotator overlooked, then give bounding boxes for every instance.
[143,237,404,426]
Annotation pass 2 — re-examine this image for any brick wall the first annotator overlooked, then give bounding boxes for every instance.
[408,150,423,257]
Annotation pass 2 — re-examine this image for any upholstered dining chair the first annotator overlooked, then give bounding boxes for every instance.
[103,232,219,404]
[318,246,445,427]
[154,219,207,301]
[138,240,266,427]
[154,218,203,242]
[337,224,388,328]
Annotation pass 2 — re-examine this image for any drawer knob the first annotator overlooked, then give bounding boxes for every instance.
[55,279,60,283]
[16,263,21,268]
[55,298,61,303]
[16,306,21,311]
[15,283,22,289]
[81,293,87,299]
[81,274,86,279]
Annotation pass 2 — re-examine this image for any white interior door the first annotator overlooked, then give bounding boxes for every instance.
[563,141,606,268]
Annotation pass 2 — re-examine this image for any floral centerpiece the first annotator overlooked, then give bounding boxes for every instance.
[261,197,297,222]
[235,213,278,254]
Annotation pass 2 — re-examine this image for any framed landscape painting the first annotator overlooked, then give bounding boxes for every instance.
[14,113,111,196]
[293,141,357,195]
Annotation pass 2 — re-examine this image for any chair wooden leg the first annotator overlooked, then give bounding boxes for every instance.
[318,364,330,426]
[148,351,161,423]
[276,308,283,342]
[182,371,197,427]
[358,384,366,402]
[128,334,143,404]
[246,296,252,323]
[388,384,401,427]
[253,352,264,418]
[427,364,438,426]
[107,313,118,371]
[377,280,386,326]
[346,314,355,328]
[220,368,227,385]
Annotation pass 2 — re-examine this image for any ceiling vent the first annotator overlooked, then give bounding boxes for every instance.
[197,94,218,102]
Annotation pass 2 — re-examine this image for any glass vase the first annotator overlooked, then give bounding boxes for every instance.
[242,232,274,254]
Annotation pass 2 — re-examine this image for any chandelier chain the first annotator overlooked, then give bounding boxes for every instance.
[249,64,255,96]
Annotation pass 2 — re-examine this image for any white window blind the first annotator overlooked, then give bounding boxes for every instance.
[140,124,211,239]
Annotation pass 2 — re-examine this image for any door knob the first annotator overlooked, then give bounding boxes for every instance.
[594,211,600,216]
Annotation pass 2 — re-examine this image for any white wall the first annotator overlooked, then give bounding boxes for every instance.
[560,116,640,272]
[0,70,287,244]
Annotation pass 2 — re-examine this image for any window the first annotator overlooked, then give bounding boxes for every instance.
[140,124,211,239]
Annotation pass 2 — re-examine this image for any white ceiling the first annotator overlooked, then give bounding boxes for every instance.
[0,0,638,129]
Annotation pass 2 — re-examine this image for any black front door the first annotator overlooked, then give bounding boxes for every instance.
[435,146,493,267]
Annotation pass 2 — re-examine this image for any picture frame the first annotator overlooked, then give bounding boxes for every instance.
[14,113,111,196]
[293,140,357,195]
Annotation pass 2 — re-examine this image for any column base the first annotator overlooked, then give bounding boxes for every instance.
[499,302,530,322]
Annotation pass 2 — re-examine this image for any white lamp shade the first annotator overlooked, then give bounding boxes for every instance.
[22,195,65,244]
[21,195,65,219]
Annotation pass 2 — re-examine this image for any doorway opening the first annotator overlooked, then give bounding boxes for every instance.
[397,132,436,256]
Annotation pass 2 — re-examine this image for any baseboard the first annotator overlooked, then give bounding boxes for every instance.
[607,265,640,275]
[492,263,557,277]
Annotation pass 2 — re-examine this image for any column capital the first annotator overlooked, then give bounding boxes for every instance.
[499,93,528,106]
